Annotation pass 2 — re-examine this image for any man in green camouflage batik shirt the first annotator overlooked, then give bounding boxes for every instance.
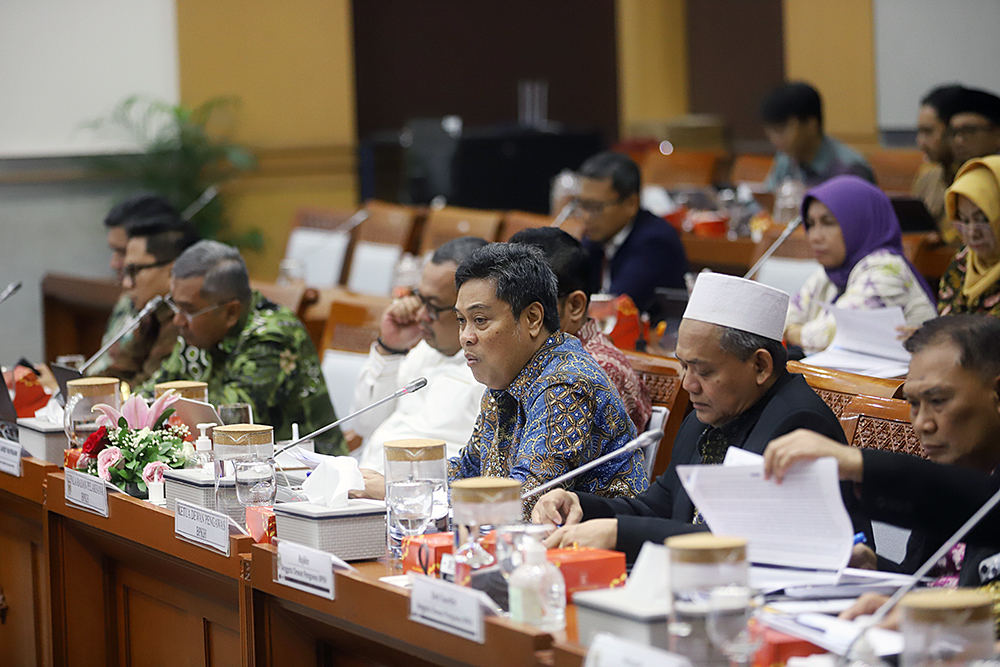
[140,240,345,455]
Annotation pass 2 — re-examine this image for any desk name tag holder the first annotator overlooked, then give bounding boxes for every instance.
[64,467,110,517]
[0,437,22,477]
[174,499,232,557]
[273,538,353,601]
[408,574,501,644]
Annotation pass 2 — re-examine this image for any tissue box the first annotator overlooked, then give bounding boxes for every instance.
[273,500,386,561]
[402,533,454,576]
[17,417,68,465]
[163,468,246,526]
[246,506,276,544]
[754,625,825,667]
[573,587,671,649]
[547,547,627,602]
[400,531,500,577]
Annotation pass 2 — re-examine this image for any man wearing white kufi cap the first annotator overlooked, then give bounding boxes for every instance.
[534,273,860,561]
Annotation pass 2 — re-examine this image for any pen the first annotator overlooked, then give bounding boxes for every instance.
[853,532,867,545]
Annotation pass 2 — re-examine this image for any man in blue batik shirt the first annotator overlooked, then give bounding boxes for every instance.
[354,243,648,520]
[449,243,647,520]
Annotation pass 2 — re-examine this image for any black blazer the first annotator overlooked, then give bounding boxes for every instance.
[577,372,856,561]
[861,449,1000,586]
[582,208,688,322]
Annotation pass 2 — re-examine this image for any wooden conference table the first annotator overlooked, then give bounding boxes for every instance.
[0,456,597,667]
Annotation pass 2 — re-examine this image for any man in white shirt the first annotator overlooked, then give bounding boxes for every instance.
[348,237,489,472]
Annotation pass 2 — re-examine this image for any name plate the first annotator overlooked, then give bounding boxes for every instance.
[409,575,491,644]
[64,468,109,517]
[0,437,22,477]
[275,540,335,600]
[584,633,693,667]
[174,500,231,556]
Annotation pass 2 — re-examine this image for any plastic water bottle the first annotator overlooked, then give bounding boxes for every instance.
[508,537,566,632]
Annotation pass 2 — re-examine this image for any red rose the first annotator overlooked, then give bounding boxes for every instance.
[82,425,109,456]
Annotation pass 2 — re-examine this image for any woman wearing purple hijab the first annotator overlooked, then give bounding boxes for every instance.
[785,175,937,353]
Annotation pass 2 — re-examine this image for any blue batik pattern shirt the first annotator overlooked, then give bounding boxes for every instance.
[449,332,648,520]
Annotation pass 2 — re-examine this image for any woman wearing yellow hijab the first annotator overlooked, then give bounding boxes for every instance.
[939,156,1000,316]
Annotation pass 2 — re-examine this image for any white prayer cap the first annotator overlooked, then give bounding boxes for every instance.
[682,272,789,341]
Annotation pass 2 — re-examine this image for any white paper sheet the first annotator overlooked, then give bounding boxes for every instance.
[760,612,903,657]
[803,306,910,377]
[676,458,853,572]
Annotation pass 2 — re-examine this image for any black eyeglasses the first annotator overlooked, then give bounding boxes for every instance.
[411,288,454,321]
[122,258,173,282]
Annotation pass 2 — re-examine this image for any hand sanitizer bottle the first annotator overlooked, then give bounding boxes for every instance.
[193,422,216,472]
[508,537,566,632]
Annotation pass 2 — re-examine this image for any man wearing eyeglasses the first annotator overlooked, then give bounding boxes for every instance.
[95,215,198,386]
[948,87,1000,168]
[349,237,489,472]
[86,192,179,376]
[141,240,346,455]
[576,151,689,323]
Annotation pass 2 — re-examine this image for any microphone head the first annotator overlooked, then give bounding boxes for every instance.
[404,377,428,394]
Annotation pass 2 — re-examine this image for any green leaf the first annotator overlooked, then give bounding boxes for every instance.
[152,407,174,431]
[118,416,128,429]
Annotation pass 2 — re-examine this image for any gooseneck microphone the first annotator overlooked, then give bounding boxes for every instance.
[840,480,1000,659]
[0,281,22,306]
[273,377,428,457]
[743,216,803,280]
[79,295,164,373]
[521,429,664,500]
[550,201,577,228]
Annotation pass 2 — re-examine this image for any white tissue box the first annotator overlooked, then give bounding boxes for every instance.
[573,588,671,649]
[163,468,246,526]
[273,500,386,561]
[17,418,68,465]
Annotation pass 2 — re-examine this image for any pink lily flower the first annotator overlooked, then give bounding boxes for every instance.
[93,390,180,430]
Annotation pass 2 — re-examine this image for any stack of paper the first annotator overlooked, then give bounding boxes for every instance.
[802,306,909,378]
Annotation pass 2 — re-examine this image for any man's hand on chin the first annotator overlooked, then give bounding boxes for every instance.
[349,469,385,500]
[542,518,617,550]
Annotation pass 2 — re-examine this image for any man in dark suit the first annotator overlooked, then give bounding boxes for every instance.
[534,273,856,562]
[577,151,688,322]
[766,314,1000,586]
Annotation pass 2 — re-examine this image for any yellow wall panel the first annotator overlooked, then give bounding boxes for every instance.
[616,0,689,136]
[783,0,878,148]
[176,0,358,279]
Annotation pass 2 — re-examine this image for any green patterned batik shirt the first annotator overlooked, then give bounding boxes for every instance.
[141,291,346,455]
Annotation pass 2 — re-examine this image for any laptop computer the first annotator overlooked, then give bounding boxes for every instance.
[0,380,18,442]
[51,363,84,407]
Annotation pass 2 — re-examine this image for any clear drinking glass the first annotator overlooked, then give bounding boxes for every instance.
[219,403,252,425]
[707,586,763,667]
[234,458,277,506]
[63,377,120,447]
[386,479,435,557]
[383,439,448,559]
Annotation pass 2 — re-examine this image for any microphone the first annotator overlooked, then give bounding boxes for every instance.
[743,215,803,280]
[550,201,577,228]
[336,208,370,234]
[841,480,1000,659]
[521,429,663,500]
[273,376,428,457]
[79,295,164,373]
[0,281,22,306]
[181,185,218,221]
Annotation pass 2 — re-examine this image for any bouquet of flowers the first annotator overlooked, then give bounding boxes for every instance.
[74,390,193,496]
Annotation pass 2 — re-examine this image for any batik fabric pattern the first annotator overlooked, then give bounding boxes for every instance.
[100,301,180,388]
[449,332,647,521]
[141,291,345,455]
[938,246,1000,317]
[576,318,652,431]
